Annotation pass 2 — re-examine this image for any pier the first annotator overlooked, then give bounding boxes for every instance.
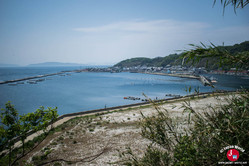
[147,72,200,80]
[199,75,214,87]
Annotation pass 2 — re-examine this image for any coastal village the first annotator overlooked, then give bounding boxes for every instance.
[81,65,249,77]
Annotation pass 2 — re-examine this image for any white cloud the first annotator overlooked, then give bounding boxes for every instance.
[73,20,209,34]
[71,20,214,64]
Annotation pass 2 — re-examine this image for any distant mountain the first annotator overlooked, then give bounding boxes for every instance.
[27,62,85,67]
[0,63,20,67]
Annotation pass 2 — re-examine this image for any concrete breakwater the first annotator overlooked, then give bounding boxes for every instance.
[0,73,59,84]
[0,70,83,85]
[0,68,111,85]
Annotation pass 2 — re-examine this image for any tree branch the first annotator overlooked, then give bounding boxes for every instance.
[10,127,52,166]
[37,146,111,166]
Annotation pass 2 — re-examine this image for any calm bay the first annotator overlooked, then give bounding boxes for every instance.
[0,67,248,115]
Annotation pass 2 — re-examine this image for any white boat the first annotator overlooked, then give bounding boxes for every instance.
[210,76,218,83]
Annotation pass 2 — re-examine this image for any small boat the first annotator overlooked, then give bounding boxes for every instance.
[124,96,141,100]
[211,80,217,83]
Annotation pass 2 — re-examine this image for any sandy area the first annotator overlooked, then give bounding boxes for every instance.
[15,93,232,165]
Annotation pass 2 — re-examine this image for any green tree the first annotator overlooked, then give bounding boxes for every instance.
[0,102,20,166]
[0,102,58,166]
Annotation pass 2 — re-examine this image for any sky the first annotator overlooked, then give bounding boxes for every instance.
[0,0,249,66]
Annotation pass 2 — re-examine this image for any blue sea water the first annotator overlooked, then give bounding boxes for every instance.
[0,67,248,115]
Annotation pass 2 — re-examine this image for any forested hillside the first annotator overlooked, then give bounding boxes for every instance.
[114,41,249,70]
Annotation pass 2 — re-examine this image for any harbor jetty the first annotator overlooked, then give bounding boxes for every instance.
[0,67,115,85]
[0,71,74,85]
